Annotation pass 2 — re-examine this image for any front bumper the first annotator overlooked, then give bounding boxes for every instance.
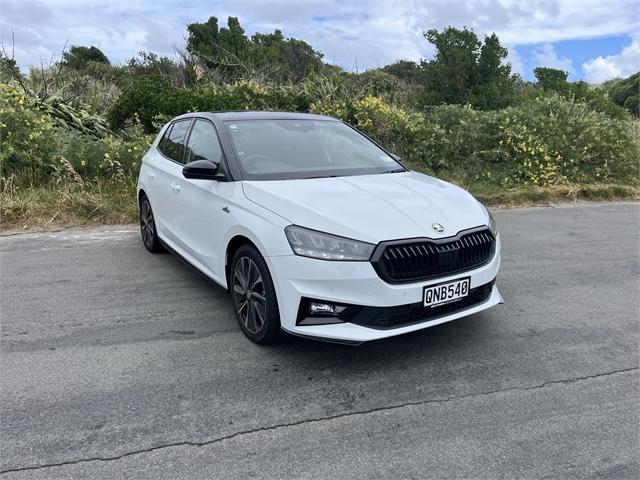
[266,235,502,343]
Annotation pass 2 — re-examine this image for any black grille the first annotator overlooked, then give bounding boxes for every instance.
[371,227,496,284]
[345,280,494,329]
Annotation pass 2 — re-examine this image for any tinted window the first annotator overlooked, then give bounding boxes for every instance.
[158,120,191,162]
[184,119,223,165]
[224,120,403,180]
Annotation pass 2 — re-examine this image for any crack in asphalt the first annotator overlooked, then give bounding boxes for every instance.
[2,366,637,475]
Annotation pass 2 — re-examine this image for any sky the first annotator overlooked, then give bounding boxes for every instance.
[1,0,639,83]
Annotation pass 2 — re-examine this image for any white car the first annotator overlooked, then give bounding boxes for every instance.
[137,112,503,344]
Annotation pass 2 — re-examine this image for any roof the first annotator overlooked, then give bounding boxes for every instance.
[209,111,338,121]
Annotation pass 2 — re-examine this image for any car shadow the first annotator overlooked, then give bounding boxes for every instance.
[269,311,500,374]
[161,248,501,371]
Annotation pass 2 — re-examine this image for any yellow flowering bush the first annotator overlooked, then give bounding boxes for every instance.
[57,124,153,181]
[498,118,561,186]
[495,94,640,186]
[309,98,354,123]
[427,95,639,187]
[353,96,418,146]
[314,95,448,171]
[0,82,58,177]
[1,82,153,185]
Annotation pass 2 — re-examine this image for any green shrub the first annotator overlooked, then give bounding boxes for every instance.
[1,82,153,186]
[310,92,640,188]
[311,95,451,172]
[0,82,59,179]
[606,72,639,116]
[495,94,640,186]
[426,105,503,173]
[108,76,308,133]
[56,125,153,182]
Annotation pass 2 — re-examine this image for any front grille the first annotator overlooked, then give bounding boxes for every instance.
[371,227,496,283]
[346,280,494,329]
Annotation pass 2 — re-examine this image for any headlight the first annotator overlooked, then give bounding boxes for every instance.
[284,225,375,261]
[487,210,498,237]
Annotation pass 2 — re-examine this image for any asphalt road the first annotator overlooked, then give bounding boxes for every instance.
[1,202,638,479]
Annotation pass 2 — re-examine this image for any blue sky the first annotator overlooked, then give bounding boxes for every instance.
[1,0,639,83]
[515,35,634,81]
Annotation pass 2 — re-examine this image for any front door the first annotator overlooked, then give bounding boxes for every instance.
[171,118,232,282]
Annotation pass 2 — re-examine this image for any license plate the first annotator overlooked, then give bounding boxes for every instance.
[423,277,470,307]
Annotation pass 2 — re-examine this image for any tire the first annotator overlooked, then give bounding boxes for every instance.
[139,195,165,253]
[230,244,281,344]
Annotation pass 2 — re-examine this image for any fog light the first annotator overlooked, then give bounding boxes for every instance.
[309,302,346,316]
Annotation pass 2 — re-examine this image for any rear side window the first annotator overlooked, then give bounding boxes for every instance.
[158,120,191,162]
[184,119,224,166]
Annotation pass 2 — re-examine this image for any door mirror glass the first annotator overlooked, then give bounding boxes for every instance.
[182,160,224,180]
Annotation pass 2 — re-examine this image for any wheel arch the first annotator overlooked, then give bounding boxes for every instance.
[225,235,258,291]
[138,188,148,205]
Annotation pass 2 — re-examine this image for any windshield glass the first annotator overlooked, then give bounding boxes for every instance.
[224,119,404,180]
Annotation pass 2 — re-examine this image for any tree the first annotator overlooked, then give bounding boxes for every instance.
[186,16,219,65]
[277,36,324,83]
[186,16,323,83]
[62,45,110,69]
[417,27,515,109]
[469,34,516,109]
[0,55,21,82]
[606,72,639,116]
[382,60,419,83]
[534,67,568,92]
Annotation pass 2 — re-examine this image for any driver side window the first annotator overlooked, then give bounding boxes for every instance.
[184,119,223,166]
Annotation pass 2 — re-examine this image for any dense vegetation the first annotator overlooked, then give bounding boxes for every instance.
[1,17,638,228]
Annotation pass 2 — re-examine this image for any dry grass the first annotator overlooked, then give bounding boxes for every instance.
[471,183,640,208]
[0,180,137,232]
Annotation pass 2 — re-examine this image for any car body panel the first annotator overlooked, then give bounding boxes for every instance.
[265,235,501,342]
[242,171,488,243]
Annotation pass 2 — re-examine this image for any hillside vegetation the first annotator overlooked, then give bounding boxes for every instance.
[1,17,638,229]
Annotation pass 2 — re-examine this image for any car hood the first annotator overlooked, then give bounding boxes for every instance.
[242,171,488,243]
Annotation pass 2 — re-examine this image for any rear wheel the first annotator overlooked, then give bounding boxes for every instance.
[139,196,164,253]
[230,245,281,344]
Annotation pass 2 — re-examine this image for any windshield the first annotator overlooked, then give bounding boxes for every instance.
[224,119,404,180]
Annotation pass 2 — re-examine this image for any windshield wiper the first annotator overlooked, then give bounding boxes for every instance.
[299,174,339,180]
[381,168,406,174]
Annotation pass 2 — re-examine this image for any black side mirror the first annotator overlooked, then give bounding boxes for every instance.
[390,153,401,161]
[182,160,225,181]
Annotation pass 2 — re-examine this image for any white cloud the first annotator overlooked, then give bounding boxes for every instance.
[505,46,524,76]
[582,38,640,83]
[532,43,573,73]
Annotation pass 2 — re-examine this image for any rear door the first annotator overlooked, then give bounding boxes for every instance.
[150,118,192,245]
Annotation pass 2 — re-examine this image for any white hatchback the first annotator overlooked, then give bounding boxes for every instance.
[137,111,503,344]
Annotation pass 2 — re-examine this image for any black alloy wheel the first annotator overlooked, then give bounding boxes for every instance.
[230,245,281,343]
[139,196,164,253]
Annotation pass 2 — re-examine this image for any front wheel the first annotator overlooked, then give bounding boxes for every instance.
[230,245,281,344]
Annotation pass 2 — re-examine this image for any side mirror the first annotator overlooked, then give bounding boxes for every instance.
[390,153,401,161]
[182,160,225,181]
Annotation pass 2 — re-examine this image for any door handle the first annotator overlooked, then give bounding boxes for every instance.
[170,183,182,192]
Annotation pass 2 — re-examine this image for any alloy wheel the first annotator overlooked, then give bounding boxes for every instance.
[140,200,155,247]
[232,256,266,334]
